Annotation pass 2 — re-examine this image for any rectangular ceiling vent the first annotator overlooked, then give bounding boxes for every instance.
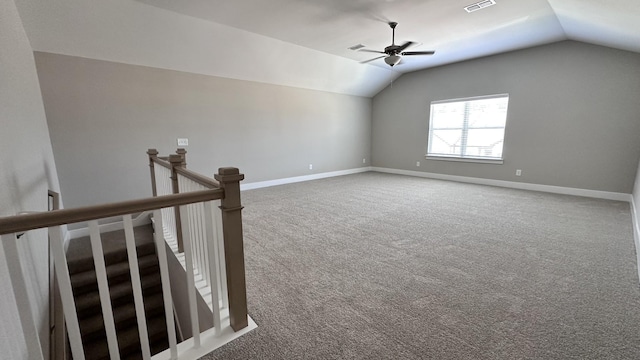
[464,0,496,13]
[348,44,366,51]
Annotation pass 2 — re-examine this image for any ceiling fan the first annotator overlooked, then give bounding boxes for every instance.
[359,22,435,67]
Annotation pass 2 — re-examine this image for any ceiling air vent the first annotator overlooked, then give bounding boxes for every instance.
[464,0,496,13]
[348,44,366,51]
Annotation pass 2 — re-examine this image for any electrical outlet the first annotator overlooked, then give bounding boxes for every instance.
[416,161,420,167]
[309,164,313,170]
[177,138,188,146]
[363,158,366,164]
[516,169,522,176]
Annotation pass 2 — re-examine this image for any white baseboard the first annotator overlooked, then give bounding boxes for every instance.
[631,197,640,283]
[371,167,631,202]
[241,167,372,191]
[68,211,153,239]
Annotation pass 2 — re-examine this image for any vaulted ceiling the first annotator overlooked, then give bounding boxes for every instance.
[15,0,640,97]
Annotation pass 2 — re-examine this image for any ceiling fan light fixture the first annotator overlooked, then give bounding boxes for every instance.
[384,55,402,67]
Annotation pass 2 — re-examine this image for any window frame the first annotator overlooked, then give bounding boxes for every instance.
[426,93,509,164]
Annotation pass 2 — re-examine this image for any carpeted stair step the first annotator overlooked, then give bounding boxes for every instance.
[148,336,171,358]
[80,293,166,342]
[66,224,157,275]
[75,271,163,318]
[70,253,160,296]
[81,315,169,360]
[67,241,157,275]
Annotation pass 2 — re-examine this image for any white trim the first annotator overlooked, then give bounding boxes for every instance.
[240,167,372,191]
[631,196,640,283]
[425,155,503,164]
[371,167,631,202]
[431,93,508,104]
[68,211,152,239]
[152,315,257,360]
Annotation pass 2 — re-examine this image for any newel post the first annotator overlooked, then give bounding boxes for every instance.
[169,154,185,253]
[214,167,248,331]
[147,149,159,197]
[176,148,187,166]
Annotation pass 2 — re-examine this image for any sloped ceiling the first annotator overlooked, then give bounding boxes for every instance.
[14,0,640,97]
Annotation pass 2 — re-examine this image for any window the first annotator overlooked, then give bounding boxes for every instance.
[427,94,509,163]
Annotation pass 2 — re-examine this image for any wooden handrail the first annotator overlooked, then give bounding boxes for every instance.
[152,156,172,169]
[175,167,220,189]
[0,189,224,236]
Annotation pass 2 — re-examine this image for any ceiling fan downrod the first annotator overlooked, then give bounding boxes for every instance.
[389,21,398,45]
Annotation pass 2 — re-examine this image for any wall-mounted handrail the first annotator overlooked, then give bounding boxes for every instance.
[0,189,223,236]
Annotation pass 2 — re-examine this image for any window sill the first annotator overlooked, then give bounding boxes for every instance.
[425,155,504,165]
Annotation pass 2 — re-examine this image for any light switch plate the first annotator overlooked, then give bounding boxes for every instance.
[177,138,189,146]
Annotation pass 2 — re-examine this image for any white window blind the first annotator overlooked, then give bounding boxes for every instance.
[427,94,509,162]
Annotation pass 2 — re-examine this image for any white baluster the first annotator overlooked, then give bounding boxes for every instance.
[198,202,211,288]
[179,205,201,348]
[48,226,86,360]
[88,221,121,360]
[123,215,151,360]
[213,200,228,309]
[203,201,222,334]
[152,210,178,359]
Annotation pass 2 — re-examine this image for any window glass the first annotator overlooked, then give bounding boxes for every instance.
[427,94,509,161]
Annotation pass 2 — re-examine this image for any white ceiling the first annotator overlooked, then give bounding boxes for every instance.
[15,0,640,97]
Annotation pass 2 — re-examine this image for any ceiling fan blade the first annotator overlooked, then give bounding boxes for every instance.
[359,49,386,54]
[401,50,436,56]
[360,55,386,64]
[396,41,415,52]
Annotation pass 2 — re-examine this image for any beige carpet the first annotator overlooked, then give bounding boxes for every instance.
[203,172,640,359]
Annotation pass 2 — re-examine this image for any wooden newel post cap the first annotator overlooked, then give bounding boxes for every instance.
[215,167,245,183]
[168,154,183,167]
[147,149,159,157]
[175,148,187,166]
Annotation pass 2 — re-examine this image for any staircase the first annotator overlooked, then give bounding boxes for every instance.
[0,160,252,360]
[66,224,170,359]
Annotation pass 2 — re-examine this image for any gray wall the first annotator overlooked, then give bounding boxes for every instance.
[372,41,640,193]
[35,52,372,208]
[0,0,61,358]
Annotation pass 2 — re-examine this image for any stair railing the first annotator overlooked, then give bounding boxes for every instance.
[148,149,185,253]
[174,159,229,326]
[147,149,229,331]
[147,149,250,337]
[0,164,250,359]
